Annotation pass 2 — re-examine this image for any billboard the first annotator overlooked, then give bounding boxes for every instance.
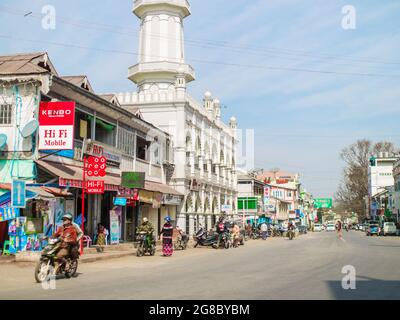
[38,101,75,150]
[121,172,145,189]
[314,198,333,209]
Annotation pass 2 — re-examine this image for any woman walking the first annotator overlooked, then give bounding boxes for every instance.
[159,216,174,256]
[336,220,343,240]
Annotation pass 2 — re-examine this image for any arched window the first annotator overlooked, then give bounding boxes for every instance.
[185,194,193,213]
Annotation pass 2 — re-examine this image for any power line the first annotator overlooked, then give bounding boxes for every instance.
[0,34,398,79]
[1,4,400,71]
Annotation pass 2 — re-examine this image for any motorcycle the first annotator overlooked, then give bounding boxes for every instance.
[174,232,189,250]
[251,229,261,240]
[34,238,79,283]
[193,227,217,248]
[134,231,156,256]
[288,229,295,240]
[213,231,231,249]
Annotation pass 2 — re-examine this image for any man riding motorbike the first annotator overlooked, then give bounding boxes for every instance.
[52,213,78,272]
[136,217,155,249]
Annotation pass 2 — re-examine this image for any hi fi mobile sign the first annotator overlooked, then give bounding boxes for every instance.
[38,101,75,150]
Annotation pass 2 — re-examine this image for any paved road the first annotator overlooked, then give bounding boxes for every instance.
[1,230,400,300]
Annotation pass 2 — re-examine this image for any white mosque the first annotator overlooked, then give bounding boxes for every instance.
[117,0,238,234]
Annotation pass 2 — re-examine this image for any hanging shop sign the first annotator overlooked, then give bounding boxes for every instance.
[139,190,153,204]
[263,186,270,206]
[162,195,182,206]
[121,172,145,189]
[11,180,26,208]
[113,197,127,206]
[86,181,105,194]
[86,156,107,177]
[126,189,139,206]
[38,101,75,150]
[84,139,121,166]
[109,209,120,245]
[153,192,162,209]
[0,207,20,222]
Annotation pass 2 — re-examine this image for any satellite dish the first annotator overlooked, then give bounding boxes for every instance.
[20,119,39,138]
[0,134,7,150]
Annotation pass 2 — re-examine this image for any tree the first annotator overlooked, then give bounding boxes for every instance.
[335,139,397,219]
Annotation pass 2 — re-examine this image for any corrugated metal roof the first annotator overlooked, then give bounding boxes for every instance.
[0,52,57,76]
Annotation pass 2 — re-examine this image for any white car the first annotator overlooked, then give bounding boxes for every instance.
[326,224,336,232]
[314,224,322,232]
[382,222,397,236]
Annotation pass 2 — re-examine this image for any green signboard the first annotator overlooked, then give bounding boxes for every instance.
[238,197,257,210]
[314,198,333,209]
[121,172,145,189]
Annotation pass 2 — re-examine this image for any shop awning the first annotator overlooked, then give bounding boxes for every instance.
[25,186,56,199]
[144,181,182,196]
[36,160,121,186]
[0,183,61,201]
[36,160,182,196]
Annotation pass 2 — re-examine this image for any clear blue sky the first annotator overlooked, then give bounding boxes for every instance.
[1,0,399,198]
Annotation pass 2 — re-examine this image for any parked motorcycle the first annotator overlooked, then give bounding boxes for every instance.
[135,231,156,256]
[193,227,217,248]
[251,229,261,240]
[34,238,79,283]
[174,232,189,250]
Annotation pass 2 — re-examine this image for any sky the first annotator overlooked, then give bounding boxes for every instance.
[0,0,399,198]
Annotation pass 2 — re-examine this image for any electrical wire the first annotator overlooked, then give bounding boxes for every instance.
[0,34,398,79]
[1,4,399,71]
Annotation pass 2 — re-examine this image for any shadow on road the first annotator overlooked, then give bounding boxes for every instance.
[327,275,400,300]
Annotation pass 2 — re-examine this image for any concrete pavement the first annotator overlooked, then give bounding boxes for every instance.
[1,231,400,300]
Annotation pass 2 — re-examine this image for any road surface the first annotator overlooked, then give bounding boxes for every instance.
[1,230,400,299]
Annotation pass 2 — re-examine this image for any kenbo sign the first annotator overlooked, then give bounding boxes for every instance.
[38,101,75,150]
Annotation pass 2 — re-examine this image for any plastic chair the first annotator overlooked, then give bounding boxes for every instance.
[2,241,11,256]
[82,235,92,248]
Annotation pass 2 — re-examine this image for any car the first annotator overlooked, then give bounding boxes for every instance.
[314,224,322,232]
[326,224,336,232]
[381,222,397,236]
[366,221,380,236]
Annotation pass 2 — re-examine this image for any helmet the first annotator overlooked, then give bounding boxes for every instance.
[164,216,171,222]
[143,217,148,223]
[62,213,73,221]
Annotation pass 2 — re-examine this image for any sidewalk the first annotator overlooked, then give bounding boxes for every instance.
[0,240,198,265]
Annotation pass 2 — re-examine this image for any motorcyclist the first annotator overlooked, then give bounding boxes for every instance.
[136,217,155,249]
[52,213,78,272]
[231,222,240,246]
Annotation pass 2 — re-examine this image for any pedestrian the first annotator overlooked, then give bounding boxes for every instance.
[260,222,268,240]
[336,220,343,240]
[96,223,107,247]
[159,216,174,256]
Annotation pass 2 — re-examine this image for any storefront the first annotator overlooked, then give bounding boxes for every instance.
[0,183,71,254]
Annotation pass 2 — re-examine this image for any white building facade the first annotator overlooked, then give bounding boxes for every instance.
[368,152,398,218]
[117,0,238,234]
